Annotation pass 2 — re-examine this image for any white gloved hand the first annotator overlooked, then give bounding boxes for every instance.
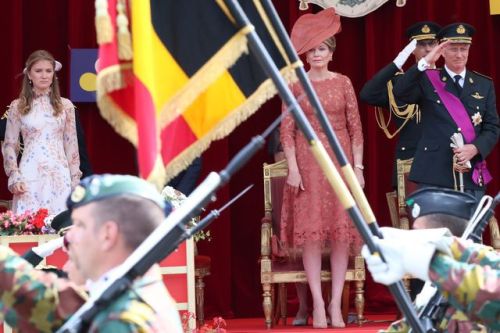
[32,237,64,258]
[415,282,438,309]
[361,228,451,285]
[393,39,417,69]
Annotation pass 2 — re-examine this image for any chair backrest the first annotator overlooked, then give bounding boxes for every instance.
[387,158,416,229]
[396,158,416,214]
[0,199,12,213]
[263,159,289,258]
[263,159,288,236]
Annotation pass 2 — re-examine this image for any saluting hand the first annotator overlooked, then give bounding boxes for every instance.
[424,40,450,67]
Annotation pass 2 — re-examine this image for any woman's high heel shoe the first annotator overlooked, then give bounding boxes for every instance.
[328,303,346,328]
[312,307,327,329]
[292,315,308,326]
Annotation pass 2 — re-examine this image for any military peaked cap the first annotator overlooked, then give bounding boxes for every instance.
[406,187,477,220]
[437,23,475,44]
[405,21,441,41]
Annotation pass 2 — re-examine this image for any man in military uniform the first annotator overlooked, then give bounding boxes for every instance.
[392,23,499,199]
[360,21,440,187]
[0,174,183,333]
[362,188,499,332]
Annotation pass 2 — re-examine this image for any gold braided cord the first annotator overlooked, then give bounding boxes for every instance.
[375,79,420,139]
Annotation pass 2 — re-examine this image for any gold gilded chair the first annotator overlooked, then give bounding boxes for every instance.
[0,199,12,211]
[260,159,365,328]
[386,158,416,230]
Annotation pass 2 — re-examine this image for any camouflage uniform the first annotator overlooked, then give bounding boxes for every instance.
[0,246,85,333]
[381,237,499,332]
[87,265,183,332]
[429,238,499,332]
[0,246,182,332]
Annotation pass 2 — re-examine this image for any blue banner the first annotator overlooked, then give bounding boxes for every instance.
[70,49,98,102]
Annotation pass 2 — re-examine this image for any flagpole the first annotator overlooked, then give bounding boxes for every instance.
[222,1,425,332]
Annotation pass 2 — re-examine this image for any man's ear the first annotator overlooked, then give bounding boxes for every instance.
[100,220,119,251]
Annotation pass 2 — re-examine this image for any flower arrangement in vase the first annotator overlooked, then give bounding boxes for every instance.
[0,208,54,235]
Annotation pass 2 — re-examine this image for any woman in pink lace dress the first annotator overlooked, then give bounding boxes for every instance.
[2,50,81,215]
[280,8,364,328]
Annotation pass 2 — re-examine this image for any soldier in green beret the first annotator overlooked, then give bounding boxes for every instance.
[0,174,183,333]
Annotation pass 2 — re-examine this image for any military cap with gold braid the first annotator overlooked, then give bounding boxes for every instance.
[437,22,475,44]
[51,174,171,232]
[405,21,441,41]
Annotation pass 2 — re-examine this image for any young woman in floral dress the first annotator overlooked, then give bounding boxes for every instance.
[2,50,81,215]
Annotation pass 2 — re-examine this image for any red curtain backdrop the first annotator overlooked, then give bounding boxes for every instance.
[0,0,498,318]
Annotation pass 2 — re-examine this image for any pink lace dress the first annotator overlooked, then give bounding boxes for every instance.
[280,73,363,255]
[2,94,82,215]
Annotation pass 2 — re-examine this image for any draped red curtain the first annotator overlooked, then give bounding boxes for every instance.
[0,0,498,318]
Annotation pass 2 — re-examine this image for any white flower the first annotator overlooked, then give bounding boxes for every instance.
[471,112,482,126]
[160,186,211,243]
[161,186,187,209]
[44,214,55,227]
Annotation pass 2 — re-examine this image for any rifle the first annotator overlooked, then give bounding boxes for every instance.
[411,192,500,332]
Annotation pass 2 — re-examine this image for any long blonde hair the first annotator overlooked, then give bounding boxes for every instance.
[18,50,63,116]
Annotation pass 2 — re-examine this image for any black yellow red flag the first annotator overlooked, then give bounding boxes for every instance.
[96,0,298,184]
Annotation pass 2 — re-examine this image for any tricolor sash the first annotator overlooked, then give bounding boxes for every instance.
[426,70,492,185]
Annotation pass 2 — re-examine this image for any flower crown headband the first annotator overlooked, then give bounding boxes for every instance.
[23,60,62,75]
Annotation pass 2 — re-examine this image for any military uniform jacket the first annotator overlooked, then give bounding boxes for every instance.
[360,62,422,186]
[0,246,182,333]
[392,64,499,190]
[87,266,183,332]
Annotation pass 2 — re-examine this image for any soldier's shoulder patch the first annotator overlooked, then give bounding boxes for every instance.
[471,71,492,81]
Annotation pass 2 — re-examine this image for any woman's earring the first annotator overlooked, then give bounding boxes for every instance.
[29,79,33,86]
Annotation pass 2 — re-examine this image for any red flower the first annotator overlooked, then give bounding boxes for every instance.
[32,208,48,229]
[0,208,51,235]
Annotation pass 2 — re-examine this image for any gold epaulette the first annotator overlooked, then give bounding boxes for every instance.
[472,71,492,81]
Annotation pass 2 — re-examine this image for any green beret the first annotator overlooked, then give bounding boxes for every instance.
[406,187,477,220]
[50,175,170,231]
[68,174,167,210]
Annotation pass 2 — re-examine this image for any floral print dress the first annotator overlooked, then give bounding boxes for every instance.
[2,94,81,215]
[280,73,363,255]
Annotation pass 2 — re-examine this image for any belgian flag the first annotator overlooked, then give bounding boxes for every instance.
[96,0,298,184]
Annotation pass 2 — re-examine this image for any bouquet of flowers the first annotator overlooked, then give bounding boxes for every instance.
[181,312,227,333]
[0,208,54,236]
[161,186,211,243]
